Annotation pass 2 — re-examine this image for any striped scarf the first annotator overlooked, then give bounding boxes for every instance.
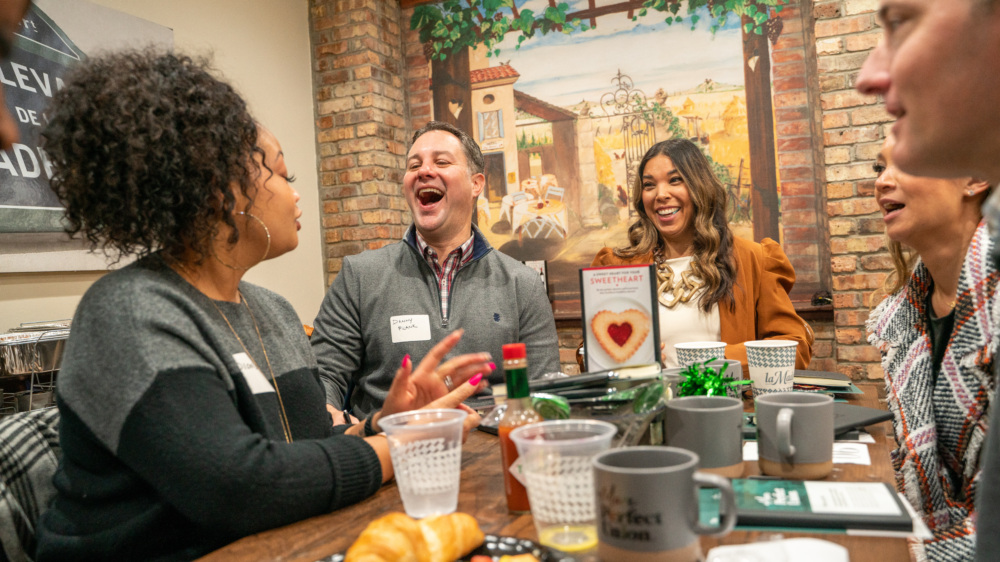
[867,221,998,562]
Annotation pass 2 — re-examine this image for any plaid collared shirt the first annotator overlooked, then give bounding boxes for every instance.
[416,232,476,321]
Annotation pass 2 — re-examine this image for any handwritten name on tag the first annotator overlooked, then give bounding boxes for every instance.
[390,315,431,343]
[233,352,274,395]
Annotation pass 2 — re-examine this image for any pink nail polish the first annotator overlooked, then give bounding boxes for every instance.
[469,373,483,386]
[488,362,496,371]
[402,354,410,368]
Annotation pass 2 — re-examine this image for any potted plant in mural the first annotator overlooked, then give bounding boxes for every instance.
[409,0,790,316]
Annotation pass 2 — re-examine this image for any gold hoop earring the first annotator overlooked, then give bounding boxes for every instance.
[214,211,271,271]
[239,211,271,263]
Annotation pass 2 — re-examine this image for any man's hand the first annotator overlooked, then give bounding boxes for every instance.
[424,370,486,439]
[326,404,359,426]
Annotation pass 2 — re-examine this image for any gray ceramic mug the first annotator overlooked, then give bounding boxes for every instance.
[756,392,834,479]
[666,396,744,478]
[593,447,737,562]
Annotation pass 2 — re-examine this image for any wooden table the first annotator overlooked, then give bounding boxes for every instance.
[200,383,911,562]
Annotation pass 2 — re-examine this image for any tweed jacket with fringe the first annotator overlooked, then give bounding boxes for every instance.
[867,221,998,561]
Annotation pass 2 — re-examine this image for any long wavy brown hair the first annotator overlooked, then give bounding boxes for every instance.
[880,240,917,298]
[614,138,737,312]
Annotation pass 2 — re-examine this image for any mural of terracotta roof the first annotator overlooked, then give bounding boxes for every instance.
[513,89,577,122]
[470,64,521,83]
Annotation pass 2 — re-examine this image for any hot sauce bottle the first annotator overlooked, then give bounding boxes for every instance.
[497,342,540,514]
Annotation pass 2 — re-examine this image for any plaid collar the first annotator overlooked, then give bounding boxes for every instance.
[415,231,475,269]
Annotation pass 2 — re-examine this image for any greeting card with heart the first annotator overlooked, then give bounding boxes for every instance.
[580,264,660,371]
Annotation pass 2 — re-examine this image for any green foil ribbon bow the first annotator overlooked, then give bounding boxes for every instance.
[676,359,752,398]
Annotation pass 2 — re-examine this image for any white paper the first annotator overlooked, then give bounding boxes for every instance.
[390,315,432,343]
[843,495,931,540]
[707,538,849,562]
[233,352,274,394]
[831,443,871,465]
[803,481,902,515]
[741,442,871,465]
[836,431,876,444]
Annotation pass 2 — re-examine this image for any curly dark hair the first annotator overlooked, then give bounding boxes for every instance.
[41,50,261,264]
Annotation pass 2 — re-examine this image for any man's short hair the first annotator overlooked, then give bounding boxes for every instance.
[410,121,485,176]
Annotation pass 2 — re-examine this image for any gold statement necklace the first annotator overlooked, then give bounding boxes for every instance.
[209,291,293,443]
[653,249,703,309]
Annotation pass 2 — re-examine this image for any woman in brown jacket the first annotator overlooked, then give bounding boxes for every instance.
[589,138,813,371]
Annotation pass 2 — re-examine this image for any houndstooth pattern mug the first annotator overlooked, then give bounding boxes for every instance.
[674,341,728,367]
[744,340,797,398]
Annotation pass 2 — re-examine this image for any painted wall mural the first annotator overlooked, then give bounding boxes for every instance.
[408,0,800,316]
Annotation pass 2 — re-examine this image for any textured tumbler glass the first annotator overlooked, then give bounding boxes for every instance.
[378,408,468,518]
[509,419,617,556]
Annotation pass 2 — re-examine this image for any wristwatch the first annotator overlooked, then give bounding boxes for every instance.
[363,414,379,437]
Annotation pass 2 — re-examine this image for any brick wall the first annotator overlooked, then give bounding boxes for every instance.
[771,0,828,298]
[813,0,891,380]
[402,6,432,132]
[771,0,836,374]
[310,0,411,284]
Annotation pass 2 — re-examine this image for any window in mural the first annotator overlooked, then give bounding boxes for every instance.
[409,0,803,316]
[480,110,503,140]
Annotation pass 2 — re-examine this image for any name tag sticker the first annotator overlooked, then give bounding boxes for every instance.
[390,315,431,343]
[233,352,274,395]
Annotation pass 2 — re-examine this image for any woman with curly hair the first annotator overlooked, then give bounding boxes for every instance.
[588,138,813,369]
[866,133,995,561]
[33,50,489,561]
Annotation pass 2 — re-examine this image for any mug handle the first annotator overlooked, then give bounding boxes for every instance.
[777,407,796,458]
[691,471,737,537]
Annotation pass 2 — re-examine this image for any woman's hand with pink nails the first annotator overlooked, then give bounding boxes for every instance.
[377,330,491,432]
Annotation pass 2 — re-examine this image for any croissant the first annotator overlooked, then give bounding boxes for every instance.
[344,512,485,562]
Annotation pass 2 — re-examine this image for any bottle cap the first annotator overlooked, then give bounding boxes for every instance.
[502,343,526,360]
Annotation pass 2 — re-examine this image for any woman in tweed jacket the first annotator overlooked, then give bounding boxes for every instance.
[867,134,997,561]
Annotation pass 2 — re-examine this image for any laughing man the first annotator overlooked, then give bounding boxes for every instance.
[311,121,559,423]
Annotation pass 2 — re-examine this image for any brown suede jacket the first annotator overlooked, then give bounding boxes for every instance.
[589,236,814,371]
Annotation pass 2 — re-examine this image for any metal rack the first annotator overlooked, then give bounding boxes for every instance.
[0,392,16,417]
[0,325,68,418]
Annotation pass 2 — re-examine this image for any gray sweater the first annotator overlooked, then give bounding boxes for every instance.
[35,254,382,561]
[311,225,560,417]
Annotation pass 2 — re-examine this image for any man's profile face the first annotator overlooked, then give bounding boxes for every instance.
[856,0,1000,180]
[403,129,484,243]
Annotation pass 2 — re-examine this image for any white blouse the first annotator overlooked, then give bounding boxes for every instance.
[657,255,722,368]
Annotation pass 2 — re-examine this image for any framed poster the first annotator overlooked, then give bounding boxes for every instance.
[580,264,659,371]
[0,0,172,272]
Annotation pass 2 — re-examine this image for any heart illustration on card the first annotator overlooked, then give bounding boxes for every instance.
[591,309,650,363]
[607,323,633,347]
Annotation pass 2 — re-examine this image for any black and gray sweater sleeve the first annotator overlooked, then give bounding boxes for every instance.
[36,258,382,561]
